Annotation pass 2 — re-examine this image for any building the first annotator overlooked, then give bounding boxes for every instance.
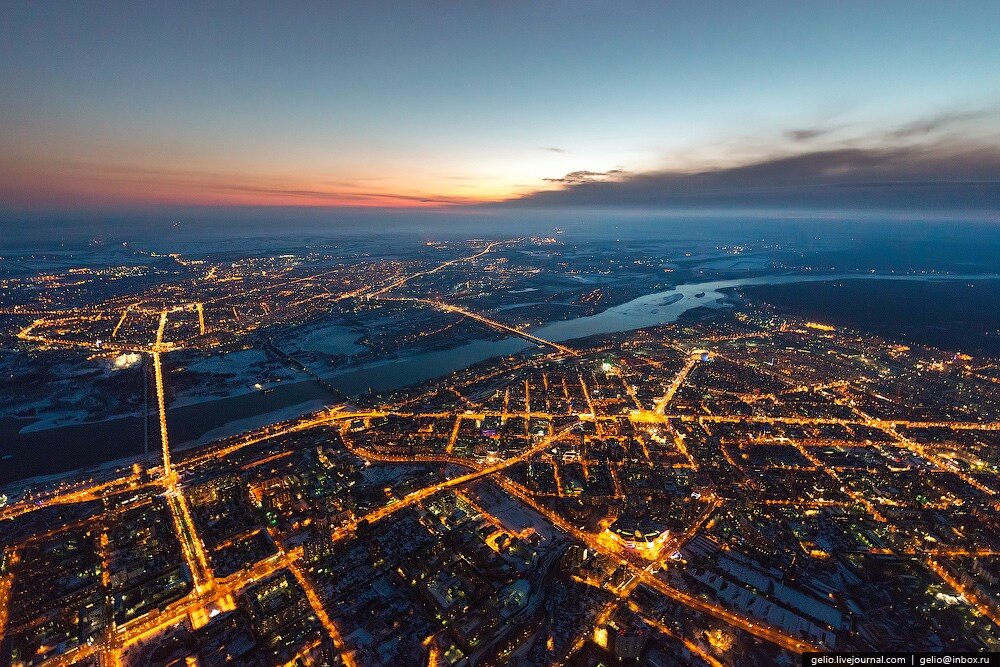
[609,622,648,660]
[603,515,670,560]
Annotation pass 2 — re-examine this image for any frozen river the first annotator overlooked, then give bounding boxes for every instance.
[4,272,997,484]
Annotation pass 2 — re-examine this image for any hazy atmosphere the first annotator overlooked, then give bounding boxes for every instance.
[2,4,999,667]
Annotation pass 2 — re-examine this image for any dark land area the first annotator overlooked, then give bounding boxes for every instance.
[736,278,1000,356]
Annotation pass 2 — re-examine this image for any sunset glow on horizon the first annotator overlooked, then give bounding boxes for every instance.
[2,2,999,215]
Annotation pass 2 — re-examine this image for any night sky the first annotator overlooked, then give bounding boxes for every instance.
[2,1,999,216]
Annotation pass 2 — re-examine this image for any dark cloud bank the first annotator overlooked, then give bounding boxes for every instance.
[509,143,1000,212]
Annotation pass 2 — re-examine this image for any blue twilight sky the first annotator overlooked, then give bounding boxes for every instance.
[1,1,999,213]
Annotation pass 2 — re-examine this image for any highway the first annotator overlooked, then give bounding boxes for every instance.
[654,352,700,414]
[380,296,578,356]
[150,311,214,592]
[287,560,356,667]
[0,548,18,641]
[363,240,510,298]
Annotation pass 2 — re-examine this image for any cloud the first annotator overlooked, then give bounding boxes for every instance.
[541,146,567,153]
[542,169,626,184]
[214,183,467,204]
[786,110,995,144]
[505,109,1000,212]
[507,142,1000,211]
[784,127,836,142]
[885,111,986,140]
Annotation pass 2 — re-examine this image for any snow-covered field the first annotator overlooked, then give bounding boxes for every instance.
[171,349,309,406]
[294,323,365,356]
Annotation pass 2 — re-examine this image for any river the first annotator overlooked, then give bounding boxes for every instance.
[3,272,997,484]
